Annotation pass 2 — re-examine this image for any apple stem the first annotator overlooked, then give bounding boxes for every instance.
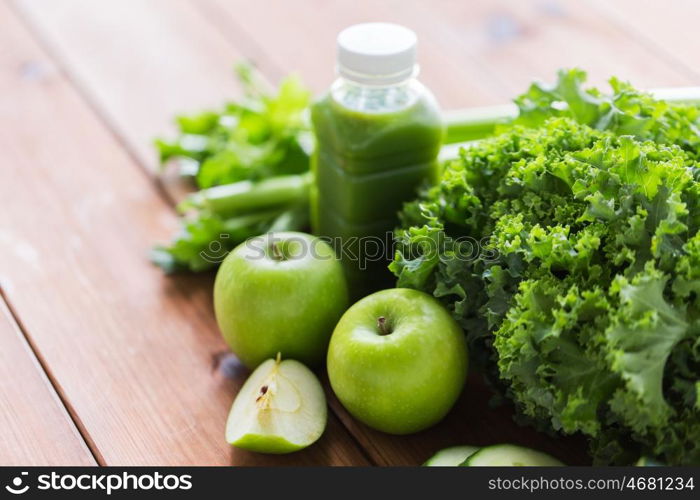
[270,243,285,261]
[377,316,391,335]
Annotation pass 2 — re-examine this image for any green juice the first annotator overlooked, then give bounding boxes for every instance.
[311,81,443,297]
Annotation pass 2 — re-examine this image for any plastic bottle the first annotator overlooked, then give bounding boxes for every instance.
[311,23,443,298]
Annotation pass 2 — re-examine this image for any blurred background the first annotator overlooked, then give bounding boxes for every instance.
[1,0,697,466]
[12,0,696,170]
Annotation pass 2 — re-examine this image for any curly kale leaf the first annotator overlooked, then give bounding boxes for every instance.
[514,68,700,159]
[393,107,700,464]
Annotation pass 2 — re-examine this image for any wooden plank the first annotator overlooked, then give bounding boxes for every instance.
[0,298,96,466]
[15,0,690,468]
[0,2,369,466]
[198,0,695,104]
[14,0,249,175]
[401,0,695,93]
[198,0,507,107]
[591,0,700,81]
[430,0,695,89]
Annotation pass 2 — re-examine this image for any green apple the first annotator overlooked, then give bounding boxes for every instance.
[214,231,348,368]
[327,288,468,434]
[226,355,327,453]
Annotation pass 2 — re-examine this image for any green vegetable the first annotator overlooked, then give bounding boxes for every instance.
[443,73,700,144]
[635,456,664,466]
[150,208,290,273]
[392,70,700,465]
[152,173,311,272]
[156,63,312,188]
[424,445,479,466]
[513,68,700,159]
[443,105,516,143]
[152,65,313,272]
[179,172,311,216]
[462,444,563,466]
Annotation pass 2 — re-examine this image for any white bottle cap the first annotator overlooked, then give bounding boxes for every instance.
[337,23,417,85]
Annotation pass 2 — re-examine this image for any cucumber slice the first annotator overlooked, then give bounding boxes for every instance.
[225,356,327,453]
[424,446,480,466]
[635,456,664,466]
[464,444,563,466]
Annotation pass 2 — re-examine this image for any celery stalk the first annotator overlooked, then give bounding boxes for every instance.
[443,104,516,144]
[180,172,313,217]
[442,86,700,144]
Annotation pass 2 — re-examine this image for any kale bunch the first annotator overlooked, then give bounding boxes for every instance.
[392,71,700,464]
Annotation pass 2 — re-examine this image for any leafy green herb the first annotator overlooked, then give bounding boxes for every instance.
[151,65,312,272]
[156,64,312,188]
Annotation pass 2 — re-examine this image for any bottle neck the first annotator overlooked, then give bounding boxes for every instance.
[331,75,420,113]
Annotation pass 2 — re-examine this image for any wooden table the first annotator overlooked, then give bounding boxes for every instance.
[1,0,697,466]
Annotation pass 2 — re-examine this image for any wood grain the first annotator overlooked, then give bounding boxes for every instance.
[14,0,254,205]
[591,0,700,82]
[199,0,506,107]
[14,0,248,175]
[199,0,695,104]
[0,298,96,466]
[0,2,368,466]
[406,0,694,92]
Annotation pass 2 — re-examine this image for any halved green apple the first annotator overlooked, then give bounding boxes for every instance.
[225,355,327,453]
